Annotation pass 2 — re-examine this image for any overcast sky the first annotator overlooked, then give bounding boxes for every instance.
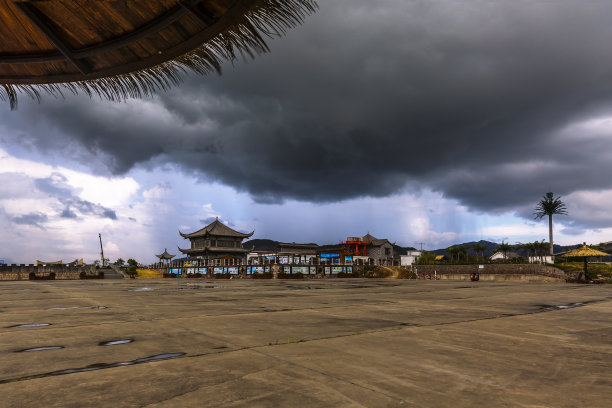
[2,0,612,264]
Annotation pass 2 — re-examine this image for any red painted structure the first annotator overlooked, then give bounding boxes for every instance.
[340,237,370,256]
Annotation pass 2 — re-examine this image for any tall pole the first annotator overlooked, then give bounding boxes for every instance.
[99,233,105,267]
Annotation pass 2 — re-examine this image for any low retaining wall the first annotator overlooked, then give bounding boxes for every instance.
[0,264,102,281]
[151,264,365,278]
[414,264,566,282]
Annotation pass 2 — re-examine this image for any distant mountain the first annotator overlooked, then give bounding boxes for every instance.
[431,240,499,258]
[393,244,417,255]
[243,238,415,254]
[242,239,281,252]
[429,240,581,258]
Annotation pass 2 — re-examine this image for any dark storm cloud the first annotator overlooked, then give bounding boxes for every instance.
[4,1,612,226]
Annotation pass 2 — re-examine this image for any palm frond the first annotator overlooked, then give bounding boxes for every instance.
[534,191,568,219]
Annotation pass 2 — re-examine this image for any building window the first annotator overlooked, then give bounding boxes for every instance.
[385,248,390,256]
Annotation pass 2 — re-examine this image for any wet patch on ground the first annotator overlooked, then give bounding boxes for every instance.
[539,302,585,311]
[47,306,107,310]
[99,339,134,346]
[16,346,64,352]
[0,352,186,384]
[534,301,598,312]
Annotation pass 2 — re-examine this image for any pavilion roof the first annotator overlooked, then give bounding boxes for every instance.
[155,248,175,260]
[562,244,610,258]
[0,0,317,109]
[179,218,254,239]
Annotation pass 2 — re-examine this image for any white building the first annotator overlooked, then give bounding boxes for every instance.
[400,251,422,266]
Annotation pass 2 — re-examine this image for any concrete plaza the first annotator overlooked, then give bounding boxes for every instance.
[0,279,611,407]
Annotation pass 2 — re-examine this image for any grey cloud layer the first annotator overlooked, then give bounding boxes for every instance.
[0,172,117,226]
[3,1,612,229]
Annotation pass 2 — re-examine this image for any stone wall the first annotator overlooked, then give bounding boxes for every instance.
[367,243,394,263]
[413,264,566,282]
[0,264,101,281]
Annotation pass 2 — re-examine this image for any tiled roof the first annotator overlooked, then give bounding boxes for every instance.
[180,218,254,239]
[155,248,175,259]
[361,233,392,246]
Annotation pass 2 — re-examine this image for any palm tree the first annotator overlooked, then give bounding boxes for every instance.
[534,192,568,257]
[497,241,513,260]
[471,243,487,261]
[447,246,461,263]
[534,240,549,263]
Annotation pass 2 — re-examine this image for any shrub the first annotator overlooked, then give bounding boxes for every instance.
[337,272,357,278]
[397,269,417,279]
[364,266,392,278]
[252,272,273,279]
[214,273,232,279]
[277,272,304,279]
[163,273,178,278]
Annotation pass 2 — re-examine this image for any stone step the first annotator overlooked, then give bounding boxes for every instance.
[101,267,125,279]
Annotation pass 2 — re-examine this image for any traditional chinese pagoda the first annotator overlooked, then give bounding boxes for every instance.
[178,218,253,264]
[155,248,175,265]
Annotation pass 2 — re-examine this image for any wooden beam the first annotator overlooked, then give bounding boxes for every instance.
[0,1,209,65]
[14,2,90,74]
[180,0,217,26]
[0,0,252,85]
[74,4,191,59]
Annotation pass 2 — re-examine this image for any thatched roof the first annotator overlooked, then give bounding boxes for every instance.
[562,244,610,258]
[0,0,318,109]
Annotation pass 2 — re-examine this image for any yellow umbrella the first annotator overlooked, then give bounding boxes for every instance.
[562,243,610,281]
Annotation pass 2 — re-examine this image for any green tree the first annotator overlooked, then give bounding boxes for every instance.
[520,242,536,263]
[534,192,568,256]
[447,246,464,263]
[535,240,550,263]
[497,241,513,260]
[113,258,125,266]
[471,243,487,260]
[126,258,138,278]
[415,251,437,265]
